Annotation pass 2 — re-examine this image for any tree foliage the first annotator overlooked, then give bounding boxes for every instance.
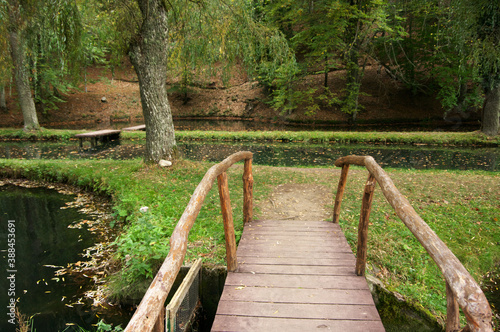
[260,0,405,118]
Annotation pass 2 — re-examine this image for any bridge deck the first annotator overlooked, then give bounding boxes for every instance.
[75,129,121,148]
[211,219,385,331]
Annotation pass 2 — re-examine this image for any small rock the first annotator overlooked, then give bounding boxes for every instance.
[101,97,107,103]
[159,160,172,167]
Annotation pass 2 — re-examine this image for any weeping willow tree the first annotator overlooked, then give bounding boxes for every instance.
[110,0,297,163]
[0,25,11,111]
[2,0,84,130]
[4,0,40,130]
[25,0,83,113]
[474,1,500,136]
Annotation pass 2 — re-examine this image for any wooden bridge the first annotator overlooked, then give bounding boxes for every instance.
[75,129,121,148]
[211,219,384,331]
[123,152,493,332]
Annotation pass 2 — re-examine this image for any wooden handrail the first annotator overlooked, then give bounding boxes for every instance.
[124,151,253,332]
[332,155,493,332]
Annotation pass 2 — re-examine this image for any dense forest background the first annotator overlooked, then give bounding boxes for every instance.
[1,0,499,145]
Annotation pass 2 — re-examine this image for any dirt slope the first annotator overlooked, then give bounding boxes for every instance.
[0,62,476,129]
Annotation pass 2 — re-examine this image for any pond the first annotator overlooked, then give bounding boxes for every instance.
[0,184,130,332]
[0,140,498,171]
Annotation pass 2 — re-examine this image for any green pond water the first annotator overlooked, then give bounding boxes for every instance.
[0,140,498,171]
[0,185,130,332]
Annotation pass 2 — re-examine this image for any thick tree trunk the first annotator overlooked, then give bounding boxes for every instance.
[129,0,176,164]
[7,1,40,131]
[481,85,500,136]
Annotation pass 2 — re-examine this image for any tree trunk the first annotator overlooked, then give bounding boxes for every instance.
[129,0,176,164]
[7,1,40,131]
[0,85,6,110]
[481,85,500,136]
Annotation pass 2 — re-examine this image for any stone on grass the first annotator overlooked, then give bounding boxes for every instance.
[159,159,172,167]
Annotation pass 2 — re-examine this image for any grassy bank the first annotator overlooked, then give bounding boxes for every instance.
[0,128,499,147]
[0,157,498,326]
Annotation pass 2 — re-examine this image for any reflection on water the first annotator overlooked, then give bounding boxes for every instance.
[0,140,498,171]
[43,118,482,133]
[0,185,129,332]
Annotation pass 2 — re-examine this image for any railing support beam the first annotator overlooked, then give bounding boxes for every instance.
[356,173,376,276]
[152,306,165,332]
[446,281,460,332]
[243,158,254,224]
[218,172,238,272]
[333,164,350,223]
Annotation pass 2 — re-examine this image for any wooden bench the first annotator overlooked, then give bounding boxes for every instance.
[123,124,146,131]
[75,129,121,148]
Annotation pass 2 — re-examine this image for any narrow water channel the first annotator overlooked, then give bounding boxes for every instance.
[0,140,498,171]
[0,184,129,332]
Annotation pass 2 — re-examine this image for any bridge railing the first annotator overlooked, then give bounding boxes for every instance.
[332,155,493,332]
[124,151,253,332]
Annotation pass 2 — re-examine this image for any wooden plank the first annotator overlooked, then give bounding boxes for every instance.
[247,220,337,227]
[237,263,355,275]
[236,244,353,255]
[237,256,355,266]
[215,300,381,320]
[243,231,343,237]
[75,129,121,137]
[224,273,370,290]
[238,236,352,248]
[123,124,146,131]
[239,233,347,240]
[211,316,385,332]
[218,285,376,305]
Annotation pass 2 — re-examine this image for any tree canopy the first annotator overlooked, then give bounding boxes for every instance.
[1,0,498,136]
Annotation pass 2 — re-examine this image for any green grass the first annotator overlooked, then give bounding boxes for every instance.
[173,130,500,147]
[0,157,298,300]
[0,157,498,326]
[306,166,500,325]
[1,128,498,146]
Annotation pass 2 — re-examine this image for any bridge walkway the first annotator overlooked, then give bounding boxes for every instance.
[211,219,385,331]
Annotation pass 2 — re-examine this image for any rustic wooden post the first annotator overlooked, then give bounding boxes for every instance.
[446,281,461,332]
[152,306,165,332]
[243,158,254,224]
[217,172,238,272]
[333,164,350,223]
[356,173,376,276]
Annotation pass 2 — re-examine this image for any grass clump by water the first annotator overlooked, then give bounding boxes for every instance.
[0,128,499,146]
